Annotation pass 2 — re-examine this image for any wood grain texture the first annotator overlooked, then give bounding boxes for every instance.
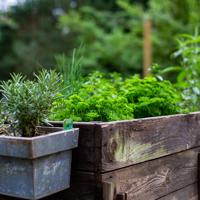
[51,112,200,172]
[100,112,200,171]
[102,148,199,200]
[157,183,198,200]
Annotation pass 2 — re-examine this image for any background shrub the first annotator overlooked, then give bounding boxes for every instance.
[1,0,200,79]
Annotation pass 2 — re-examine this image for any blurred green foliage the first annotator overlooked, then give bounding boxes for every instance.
[0,0,200,80]
[175,33,200,112]
[58,0,200,75]
[0,16,17,79]
[0,0,72,80]
[167,32,200,112]
[151,31,200,113]
[59,6,143,74]
[148,0,200,69]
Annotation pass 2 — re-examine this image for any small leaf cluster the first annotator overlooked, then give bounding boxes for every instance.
[0,70,61,137]
[51,72,181,122]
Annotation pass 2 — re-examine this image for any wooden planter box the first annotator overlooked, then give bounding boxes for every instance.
[1,113,200,200]
[0,127,79,200]
[50,112,200,200]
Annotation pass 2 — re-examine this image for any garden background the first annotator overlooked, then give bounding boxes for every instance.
[0,0,199,80]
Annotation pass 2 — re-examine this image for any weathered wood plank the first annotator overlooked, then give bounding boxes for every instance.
[101,112,200,171]
[157,183,198,200]
[51,113,200,172]
[102,148,199,200]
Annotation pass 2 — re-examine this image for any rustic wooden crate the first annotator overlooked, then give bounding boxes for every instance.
[1,112,200,200]
[53,112,200,199]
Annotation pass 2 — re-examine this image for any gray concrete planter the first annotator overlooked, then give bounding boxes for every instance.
[0,127,79,200]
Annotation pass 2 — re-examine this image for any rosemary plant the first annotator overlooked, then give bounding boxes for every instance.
[0,70,61,137]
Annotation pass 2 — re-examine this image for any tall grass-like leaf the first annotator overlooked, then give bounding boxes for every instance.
[55,48,83,97]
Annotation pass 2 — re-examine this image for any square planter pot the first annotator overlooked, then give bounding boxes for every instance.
[0,127,79,200]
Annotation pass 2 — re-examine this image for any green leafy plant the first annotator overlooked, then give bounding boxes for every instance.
[51,71,181,122]
[173,31,200,112]
[0,70,61,137]
[149,31,200,113]
[51,71,134,122]
[121,75,181,118]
